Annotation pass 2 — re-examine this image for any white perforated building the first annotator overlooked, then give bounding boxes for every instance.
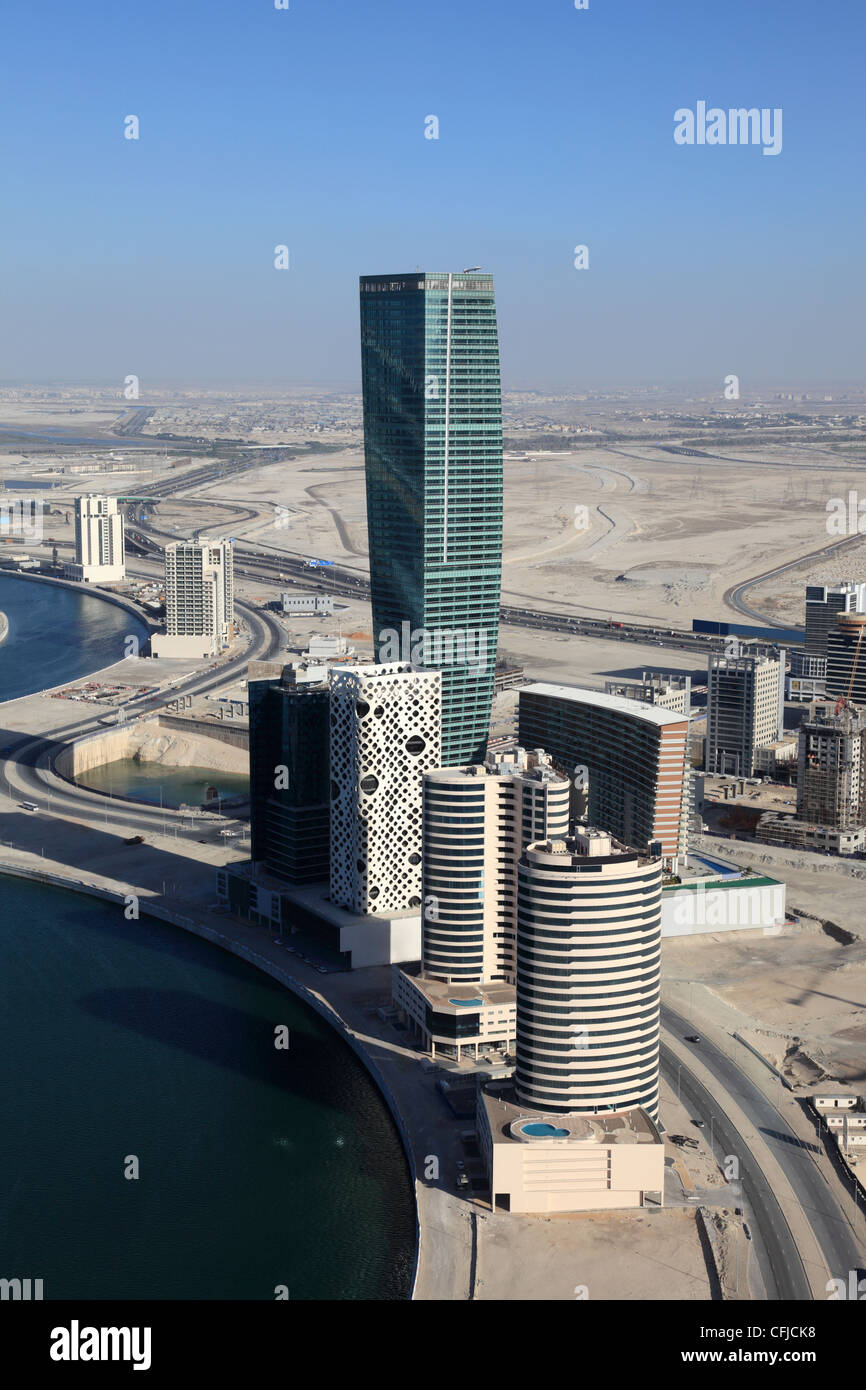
[329,663,442,915]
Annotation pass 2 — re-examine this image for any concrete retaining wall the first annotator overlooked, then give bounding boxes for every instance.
[55,718,249,778]
[158,713,249,751]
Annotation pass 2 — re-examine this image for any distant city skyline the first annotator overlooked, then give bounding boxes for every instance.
[2,0,863,384]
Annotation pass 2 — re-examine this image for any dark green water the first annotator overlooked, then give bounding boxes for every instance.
[76,758,249,808]
[0,876,416,1300]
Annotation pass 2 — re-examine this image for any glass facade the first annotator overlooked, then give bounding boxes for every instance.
[249,677,330,883]
[360,272,503,765]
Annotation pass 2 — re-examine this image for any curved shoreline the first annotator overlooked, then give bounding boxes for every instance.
[0,860,423,1299]
[0,571,153,709]
[0,567,157,632]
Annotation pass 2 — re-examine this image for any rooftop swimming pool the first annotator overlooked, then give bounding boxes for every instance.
[522,1122,569,1138]
[691,853,738,878]
[448,998,483,1007]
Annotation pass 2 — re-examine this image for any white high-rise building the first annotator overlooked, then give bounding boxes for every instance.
[392,747,570,1062]
[515,829,663,1120]
[151,540,234,659]
[421,748,570,986]
[68,494,125,583]
[329,663,442,915]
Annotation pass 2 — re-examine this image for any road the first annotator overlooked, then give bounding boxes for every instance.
[660,1037,809,1300]
[663,1003,865,1296]
[724,533,866,626]
[0,594,282,845]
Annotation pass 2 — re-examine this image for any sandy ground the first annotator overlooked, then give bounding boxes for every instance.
[663,863,866,1091]
[185,442,866,627]
[475,1206,712,1300]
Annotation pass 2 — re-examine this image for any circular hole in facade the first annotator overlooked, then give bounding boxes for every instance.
[360,774,379,794]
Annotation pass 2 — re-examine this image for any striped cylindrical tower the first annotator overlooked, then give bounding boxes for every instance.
[515,830,662,1119]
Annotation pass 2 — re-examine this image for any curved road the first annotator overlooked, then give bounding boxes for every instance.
[660,1038,808,1300]
[663,1003,865,1296]
[724,533,866,626]
[1,594,282,843]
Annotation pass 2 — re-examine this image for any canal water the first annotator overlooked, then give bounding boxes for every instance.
[0,875,416,1299]
[0,575,148,704]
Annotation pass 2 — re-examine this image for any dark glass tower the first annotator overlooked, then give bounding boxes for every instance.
[249,670,330,883]
[360,271,503,765]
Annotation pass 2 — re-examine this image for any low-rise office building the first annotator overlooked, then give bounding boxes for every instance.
[477,1083,665,1213]
[281,591,334,615]
[392,971,516,1060]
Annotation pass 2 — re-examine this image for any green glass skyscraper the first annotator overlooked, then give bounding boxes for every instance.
[360,271,503,765]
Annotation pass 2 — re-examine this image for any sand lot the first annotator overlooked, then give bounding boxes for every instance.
[187,441,866,627]
[664,839,866,1091]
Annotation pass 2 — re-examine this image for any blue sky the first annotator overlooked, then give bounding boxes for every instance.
[1,0,863,387]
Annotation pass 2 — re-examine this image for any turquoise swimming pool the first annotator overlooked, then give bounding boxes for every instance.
[522,1122,569,1138]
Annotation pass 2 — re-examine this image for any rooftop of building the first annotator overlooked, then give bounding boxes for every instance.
[524,828,652,868]
[520,681,689,729]
[708,651,781,670]
[360,270,494,286]
[396,966,515,1013]
[425,747,569,787]
[479,1083,662,1147]
[330,660,434,682]
[802,701,866,730]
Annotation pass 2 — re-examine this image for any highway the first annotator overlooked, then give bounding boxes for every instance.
[663,1003,866,1297]
[125,509,771,659]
